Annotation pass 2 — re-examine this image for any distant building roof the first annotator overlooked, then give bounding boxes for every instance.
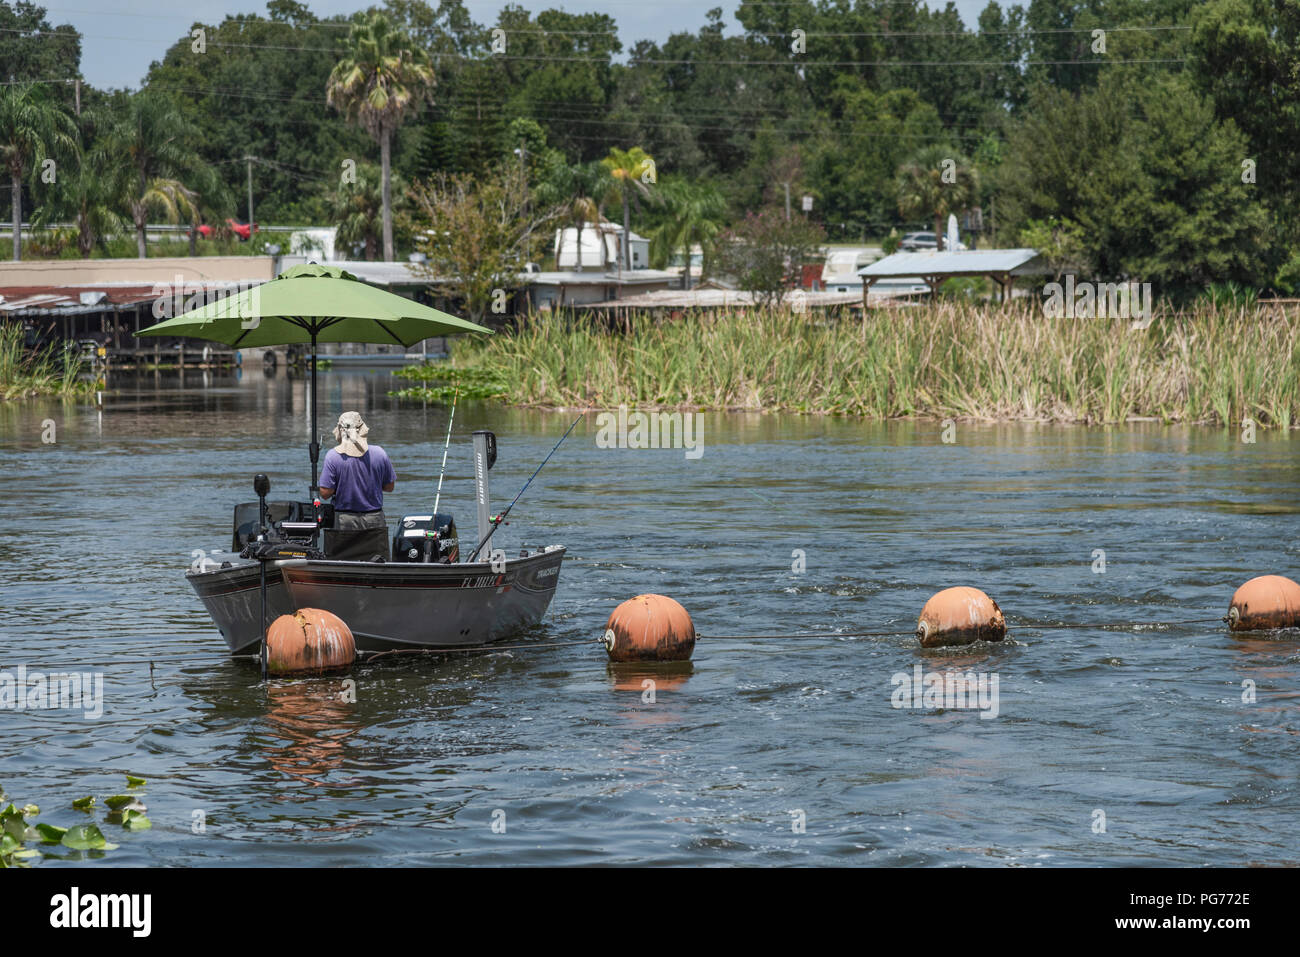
[0,285,174,317]
[859,248,1046,279]
[0,255,278,288]
[283,258,436,287]
[574,287,914,311]
[528,269,678,286]
[288,259,677,289]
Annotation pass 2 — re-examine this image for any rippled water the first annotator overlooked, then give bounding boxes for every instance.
[2,365,1299,865]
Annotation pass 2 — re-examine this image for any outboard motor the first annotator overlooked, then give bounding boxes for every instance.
[391,513,459,564]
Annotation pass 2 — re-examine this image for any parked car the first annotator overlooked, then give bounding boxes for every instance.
[193,219,259,241]
[898,231,967,252]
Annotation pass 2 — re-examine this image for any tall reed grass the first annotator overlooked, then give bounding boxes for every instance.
[397,302,1300,427]
[0,323,91,400]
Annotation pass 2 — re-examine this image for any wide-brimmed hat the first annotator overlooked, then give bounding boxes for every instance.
[332,410,369,457]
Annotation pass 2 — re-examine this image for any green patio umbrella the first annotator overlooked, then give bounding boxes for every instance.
[137,263,491,493]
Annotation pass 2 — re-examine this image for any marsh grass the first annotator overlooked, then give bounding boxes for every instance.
[0,323,92,400]
[398,302,1300,427]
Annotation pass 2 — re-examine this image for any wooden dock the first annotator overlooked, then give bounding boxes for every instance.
[95,344,241,370]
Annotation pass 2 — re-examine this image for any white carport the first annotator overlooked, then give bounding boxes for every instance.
[857,248,1049,306]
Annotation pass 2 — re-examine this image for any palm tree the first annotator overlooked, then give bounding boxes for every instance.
[32,141,127,258]
[895,146,978,251]
[141,180,200,256]
[102,92,212,258]
[181,161,229,257]
[186,185,230,257]
[327,12,434,262]
[601,146,656,271]
[650,180,733,287]
[0,83,78,260]
[648,180,727,290]
[327,161,403,261]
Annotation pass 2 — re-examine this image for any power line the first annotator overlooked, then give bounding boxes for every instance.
[32,7,1195,39]
[405,105,998,141]
[0,74,1179,154]
[747,24,1192,38]
[1,23,1188,67]
[137,78,1178,134]
[41,6,621,34]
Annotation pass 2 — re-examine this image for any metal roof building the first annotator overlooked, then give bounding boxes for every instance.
[857,248,1048,301]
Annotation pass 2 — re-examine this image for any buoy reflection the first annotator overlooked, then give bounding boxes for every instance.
[262,678,359,787]
[606,662,694,727]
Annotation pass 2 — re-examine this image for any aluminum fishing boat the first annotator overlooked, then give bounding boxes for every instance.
[186,430,566,654]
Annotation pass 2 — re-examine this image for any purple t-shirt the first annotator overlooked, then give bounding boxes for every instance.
[320,445,396,512]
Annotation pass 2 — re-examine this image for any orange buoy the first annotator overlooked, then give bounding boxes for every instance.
[603,594,696,662]
[916,587,1007,648]
[1226,575,1300,631]
[266,608,357,674]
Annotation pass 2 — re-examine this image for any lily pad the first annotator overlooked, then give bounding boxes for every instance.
[61,823,117,851]
[104,795,140,811]
[20,804,37,818]
[121,810,152,831]
[125,775,146,788]
[71,796,95,810]
[34,823,66,844]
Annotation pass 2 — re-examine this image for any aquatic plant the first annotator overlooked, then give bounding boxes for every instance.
[0,775,149,867]
[391,363,510,402]
[397,302,1300,428]
[0,322,94,400]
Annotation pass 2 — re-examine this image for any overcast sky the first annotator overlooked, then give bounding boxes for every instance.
[41,0,991,90]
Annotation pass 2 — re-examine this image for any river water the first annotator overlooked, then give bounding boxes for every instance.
[2,365,1298,866]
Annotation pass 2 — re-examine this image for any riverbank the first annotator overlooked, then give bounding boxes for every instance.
[0,324,93,400]
[393,303,1300,428]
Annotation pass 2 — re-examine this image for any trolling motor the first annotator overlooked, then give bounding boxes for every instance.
[236,473,329,676]
[255,473,270,531]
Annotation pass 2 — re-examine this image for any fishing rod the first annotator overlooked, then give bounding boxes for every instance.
[432,384,459,515]
[468,411,585,562]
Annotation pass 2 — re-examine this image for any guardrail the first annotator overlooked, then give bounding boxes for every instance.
[0,223,319,236]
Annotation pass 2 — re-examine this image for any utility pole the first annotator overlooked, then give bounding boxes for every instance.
[514,144,528,217]
[244,155,255,230]
[782,182,791,222]
[74,78,80,116]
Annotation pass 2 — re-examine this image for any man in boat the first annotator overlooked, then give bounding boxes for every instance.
[318,411,396,561]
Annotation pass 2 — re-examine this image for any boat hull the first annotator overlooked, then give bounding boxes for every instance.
[187,547,566,654]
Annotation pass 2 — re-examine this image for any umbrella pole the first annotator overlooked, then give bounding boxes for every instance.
[309,329,320,497]
[259,558,268,680]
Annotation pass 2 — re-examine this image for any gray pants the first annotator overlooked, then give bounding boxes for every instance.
[325,510,390,562]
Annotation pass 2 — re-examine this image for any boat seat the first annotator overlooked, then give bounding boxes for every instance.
[323,524,390,562]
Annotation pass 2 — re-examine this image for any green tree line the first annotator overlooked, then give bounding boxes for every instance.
[1,0,1296,297]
